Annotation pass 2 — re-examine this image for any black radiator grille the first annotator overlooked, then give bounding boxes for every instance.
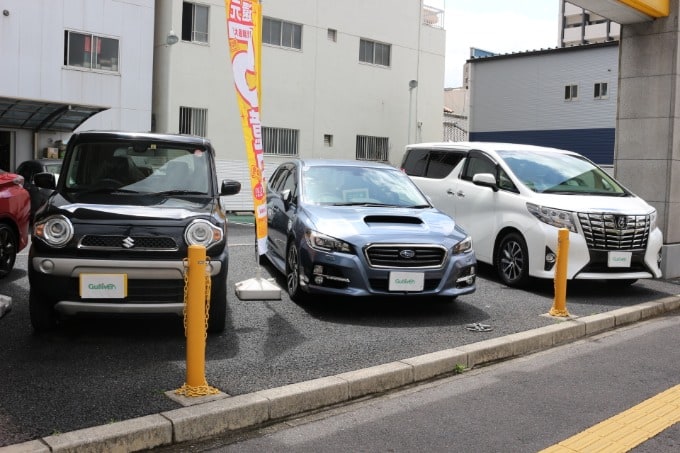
[577,213,650,251]
[79,235,178,251]
[365,244,446,268]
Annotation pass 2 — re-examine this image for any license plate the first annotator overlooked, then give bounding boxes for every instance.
[80,274,128,299]
[608,251,632,268]
[388,272,424,292]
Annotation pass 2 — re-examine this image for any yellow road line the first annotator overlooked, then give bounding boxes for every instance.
[541,384,680,452]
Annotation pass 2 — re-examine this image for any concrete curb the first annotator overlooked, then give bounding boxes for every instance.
[2,296,679,453]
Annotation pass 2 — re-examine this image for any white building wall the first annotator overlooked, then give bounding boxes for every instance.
[0,0,154,164]
[469,45,618,133]
[153,0,445,211]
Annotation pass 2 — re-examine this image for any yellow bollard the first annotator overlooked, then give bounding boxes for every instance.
[550,228,571,317]
[175,245,219,397]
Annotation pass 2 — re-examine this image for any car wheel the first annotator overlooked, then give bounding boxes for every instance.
[286,243,307,302]
[29,289,58,333]
[207,276,227,334]
[495,232,530,288]
[0,224,18,279]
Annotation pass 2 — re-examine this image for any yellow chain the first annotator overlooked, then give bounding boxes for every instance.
[182,257,212,338]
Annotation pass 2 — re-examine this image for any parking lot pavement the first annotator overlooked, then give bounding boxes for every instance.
[1,221,679,451]
[4,300,679,452]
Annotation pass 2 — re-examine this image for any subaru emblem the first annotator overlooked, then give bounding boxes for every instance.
[616,216,627,229]
[400,249,416,259]
[122,236,135,249]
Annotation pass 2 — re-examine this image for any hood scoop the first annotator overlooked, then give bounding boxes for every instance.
[364,215,423,225]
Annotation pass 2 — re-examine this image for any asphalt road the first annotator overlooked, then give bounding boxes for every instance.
[1,222,679,447]
[170,314,680,452]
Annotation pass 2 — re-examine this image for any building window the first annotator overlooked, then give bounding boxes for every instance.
[179,107,207,136]
[327,29,337,42]
[359,39,391,66]
[64,31,119,72]
[182,2,209,43]
[356,135,389,161]
[324,134,333,147]
[263,127,299,155]
[263,17,302,50]
[594,82,608,99]
[564,84,578,101]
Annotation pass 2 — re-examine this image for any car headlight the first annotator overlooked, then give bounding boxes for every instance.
[184,219,223,248]
[305,230,351,253]
[453,235,472,254]
[526,203,577,232]
[650,209,657,231]
[34,215,74,247]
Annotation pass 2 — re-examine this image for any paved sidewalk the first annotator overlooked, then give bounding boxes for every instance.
[2,296,678,452]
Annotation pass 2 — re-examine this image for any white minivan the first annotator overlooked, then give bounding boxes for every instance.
[401,142,663,288]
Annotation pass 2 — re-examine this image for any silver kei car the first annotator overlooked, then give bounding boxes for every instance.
[262,159,477,303]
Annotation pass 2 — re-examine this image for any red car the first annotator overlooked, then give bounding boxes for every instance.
[0,169,30,278]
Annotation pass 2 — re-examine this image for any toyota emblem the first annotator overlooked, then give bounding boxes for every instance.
[615,216,627,229]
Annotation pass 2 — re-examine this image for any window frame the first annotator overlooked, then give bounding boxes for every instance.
[356,135,389,162]
[594,82,609,100]
[64,30,120,72]
[263,127,299,156]
[564,84,579,101]
[359,38,391,67]
[263,17,302,50]
[179,106,208,137]
[182,2,209,44]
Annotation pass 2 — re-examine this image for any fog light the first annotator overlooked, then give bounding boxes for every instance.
[314,276,324,285]
[545,252,556,263]
[466,275,475,285]
[313,265,324,275]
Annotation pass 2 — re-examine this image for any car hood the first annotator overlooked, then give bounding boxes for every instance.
[43,192,217,221]
[301,204,461,239]
[533,193,656,215]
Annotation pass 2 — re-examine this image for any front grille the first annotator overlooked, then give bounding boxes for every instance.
[364,244,446,268]
[578,213,650,251]
[79,235,178,251]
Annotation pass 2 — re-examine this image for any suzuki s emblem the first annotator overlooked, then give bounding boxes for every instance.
[616,216,627,229]
[122,236,135,249]
[400,249,416,259]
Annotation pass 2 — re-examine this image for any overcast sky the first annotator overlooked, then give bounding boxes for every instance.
[441,0,560,87]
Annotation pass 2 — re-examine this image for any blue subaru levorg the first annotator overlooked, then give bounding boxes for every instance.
[262,159,477,303]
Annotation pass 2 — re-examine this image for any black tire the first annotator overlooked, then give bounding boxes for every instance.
[29,290,58,333]
[0,224,18,279]
[286,243,307,303]
[207,276,227,334]
[495,232,530,288]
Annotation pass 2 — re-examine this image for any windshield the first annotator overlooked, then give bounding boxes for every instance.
[301,165,430,207]
[497,149,627,195]
[63,141,211,195]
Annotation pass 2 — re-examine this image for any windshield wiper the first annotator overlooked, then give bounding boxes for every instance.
[76,187,141,195]
[151,190,206,196]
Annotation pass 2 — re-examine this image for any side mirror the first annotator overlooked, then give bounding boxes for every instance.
[472,173,498,192]
[34,172,56,190]
[221,179,241,196]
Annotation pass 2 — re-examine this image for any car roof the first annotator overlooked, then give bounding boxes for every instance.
[293,158,395,169]
[405,141,579,157]
[70,130,212,147]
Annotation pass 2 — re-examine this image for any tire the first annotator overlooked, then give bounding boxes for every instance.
[286,243,307,303]
[495,232,530,288]
[0,224,18,279]
[29,290,58,333]
[207,276,227,334]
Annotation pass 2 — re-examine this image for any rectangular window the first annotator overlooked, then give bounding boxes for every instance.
[179,107,207,136]
[359,38,391,66]
[594,82,608,99]
[327,29,337,42]
[564,84,578,101]
[324,134,333,147]
[182,2,209,43]
[263,127,299,155]
[263,17,302,50]
[64,31,119,72]
[356,135,389,161]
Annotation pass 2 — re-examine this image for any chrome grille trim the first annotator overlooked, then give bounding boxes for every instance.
[364,244,447,269]
[577,213,650,251]
[78,235,179,251]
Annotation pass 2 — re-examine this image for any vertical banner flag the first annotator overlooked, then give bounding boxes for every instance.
[226,0,267,255]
